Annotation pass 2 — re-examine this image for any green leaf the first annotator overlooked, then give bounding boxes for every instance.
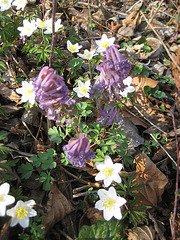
[0,61,7,70]
[48,127,64,143]
[76,218,125,240]
[132,64,143,75]
[39,172,54,191]
[0,130,9,141]
[68,58,83,70]
[18,163,33,179]
[76,102,87,110]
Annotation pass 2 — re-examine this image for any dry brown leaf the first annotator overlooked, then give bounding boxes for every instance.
[135,153,168,207]
[86,207,103,224]
[127,225,155,240]
[131,75,159,116]
[172,47,180,89]
[122,110,148,128]
[148,212,166,240]
[0,221,10,240]
[118,12,139,37]
[152,140,178,162]
[132,75,158,92]
[42,183,75,233]
[0,82,20,103]
[122,11,139,28]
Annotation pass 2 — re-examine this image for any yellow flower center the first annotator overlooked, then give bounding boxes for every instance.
[16,207,28,219]
[0,195,3,202]
[102,41,109,49]
[70,45,76,51]
[38,20,46,27]
[102,167,113,177]
[84,51,90,56]
[103,198,115,210]
[24,88,32,96]
[2,0,8,4]
[81,86,88,93]
[24,26,31,31]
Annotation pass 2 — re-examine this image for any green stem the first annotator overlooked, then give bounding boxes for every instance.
[42,29,45,44]
[88,60,92,80]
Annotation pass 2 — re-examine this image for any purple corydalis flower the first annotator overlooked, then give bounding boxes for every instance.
[97,106,123,126]
[91,45,132,100]
[63,134,95,167]
[105,45,132,78]
[33,66,70,122]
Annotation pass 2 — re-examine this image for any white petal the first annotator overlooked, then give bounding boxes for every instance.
[120,90,128,98]
[25,199,35,207]
[95,172,105,181]
[0,204,6,216]
[113,207,122,220]
[67,40,71,50]
[0,183,10,195]
[116,196,127,207]
[103,209,113,221]
[127,86,135,93]
[6,207,16,217]
[3,195,15,205]
[97,189,108,199]
[95,200,104,210]
[77,80,84,88]
[85,80,90,88]
[108,37,115,45]
[28,209,37,217]
[77,92,85,98]
[10,217,19,227]
[108,186,117,198]
[104,177,113,188]
[84,92,90,98]
[19,217,29,228]
[101,34,108,40]
[123,76,132,86]
[113,163,123,172]
[104,156,113,167]
[111,173,121,184]
[95,162,105,171]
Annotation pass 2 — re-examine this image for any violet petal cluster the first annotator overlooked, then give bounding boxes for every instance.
[63,134,96,167]
[97,106,123,126]
[91,45,132,100]
[33,66,70,122]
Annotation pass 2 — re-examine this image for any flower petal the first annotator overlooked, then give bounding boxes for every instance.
[0,183,10,195]
[104,177,113,188]
[95,200,104,210]
[19,217,29,228]
[113,207,122,220]
[103,209,113,221]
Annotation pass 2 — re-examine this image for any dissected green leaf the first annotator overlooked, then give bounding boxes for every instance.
[76,218,125,240]
[18,162,33,179]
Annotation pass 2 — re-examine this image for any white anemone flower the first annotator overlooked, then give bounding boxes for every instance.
[12,0,27,10]
[44,18,63,34]
[77,49,97,60]
[7,200,37,228]
[35,18,49,29]
[16,81,35,105]
[119,76,135,98]
[0,183,15,216]
[17,19,37,37]
[0,0,13,11]
[95,156,123,188]
[73,80,91,98]
[67,40,82,53]
[95,186,126,221]
[95,34,115,53]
